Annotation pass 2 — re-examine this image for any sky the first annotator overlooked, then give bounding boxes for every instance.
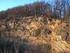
[0,0,53,11]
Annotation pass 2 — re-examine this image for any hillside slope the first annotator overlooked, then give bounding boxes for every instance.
[0,16,70,53]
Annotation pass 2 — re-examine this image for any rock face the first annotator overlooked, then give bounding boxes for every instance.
[0,16,70,53]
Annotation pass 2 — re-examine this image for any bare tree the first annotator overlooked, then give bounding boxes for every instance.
[54,0,70,19]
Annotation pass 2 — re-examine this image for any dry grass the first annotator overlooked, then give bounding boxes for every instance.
[0,16,70,53]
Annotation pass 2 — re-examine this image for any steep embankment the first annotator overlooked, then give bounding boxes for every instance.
[0,16,70,53]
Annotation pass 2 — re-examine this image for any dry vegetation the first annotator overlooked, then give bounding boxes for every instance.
[0,0,70,53]
[0,16,70,53]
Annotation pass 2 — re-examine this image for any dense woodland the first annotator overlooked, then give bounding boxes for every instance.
[0,0,70,19]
